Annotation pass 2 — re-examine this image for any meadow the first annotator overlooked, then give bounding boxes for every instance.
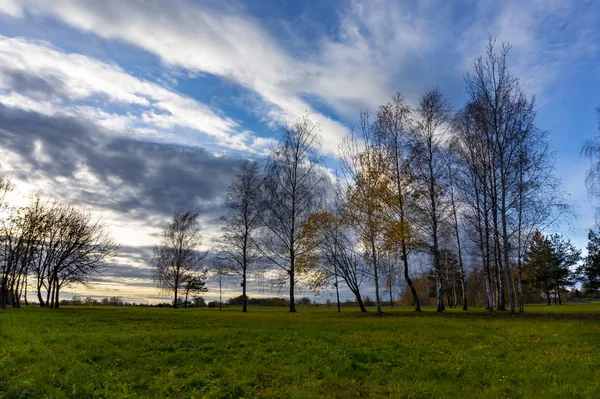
[1,303,600,398]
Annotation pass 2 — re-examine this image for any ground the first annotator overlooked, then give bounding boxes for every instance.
[1,303,600,398]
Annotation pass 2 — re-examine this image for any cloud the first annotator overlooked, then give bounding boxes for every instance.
[0,35,276,153]
[0,104,244,227]
[8,0,596,156]
[458,1,599,98]
[0,0,369,154]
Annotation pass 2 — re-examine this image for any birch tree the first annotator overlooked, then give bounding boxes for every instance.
[259,117,327,312]
[215,161,263,312]
[374,93,422,311]
[465,38,557,313]
[411,88,452,312]
[340,112,388,314]
[299,208,369,312]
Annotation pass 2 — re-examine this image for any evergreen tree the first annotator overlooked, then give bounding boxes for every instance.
[578,229,600,296]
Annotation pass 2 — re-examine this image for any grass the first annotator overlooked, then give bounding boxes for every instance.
[1,303,600,398]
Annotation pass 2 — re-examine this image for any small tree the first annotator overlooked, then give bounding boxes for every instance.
[153,211,206,308]
[212,259,230,311]
[183,274,208,308]
[298,209,369,312]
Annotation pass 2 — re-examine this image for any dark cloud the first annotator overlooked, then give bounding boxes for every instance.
[0,67,67,99]
[0,105,244,224]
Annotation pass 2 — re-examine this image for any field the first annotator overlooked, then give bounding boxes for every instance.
[1,304,600,398]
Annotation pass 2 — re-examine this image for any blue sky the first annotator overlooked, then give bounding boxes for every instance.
[0,0,599,302]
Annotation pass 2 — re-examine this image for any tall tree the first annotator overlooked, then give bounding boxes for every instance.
[411,88,452,312]
[340,112,389,314]
[582,107,600,216]
[153,211,206,308]
[464,38,550,313]
[259,117,327,312]
[446,159,468,310]
[374,93,421,311]
[452,104,495,310]
[215,161,263,312]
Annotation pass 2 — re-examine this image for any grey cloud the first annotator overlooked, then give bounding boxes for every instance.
[0,105,244,223]
[0,67,67,99]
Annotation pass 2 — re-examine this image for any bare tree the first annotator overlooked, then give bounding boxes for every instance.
[153,211,206,308]
[0,198,116,309]
[258,117,327,312]
[215,161,263,312]
[212,258,230,311]
[45,205,117,308]
[1,203,40,307]
[583,108,600,216]
[299,205,369,312]
[452,102,495,310]
[464,38,551,313]
[411,88,453,312]
[0,175,14,210]
[447,158,468,310]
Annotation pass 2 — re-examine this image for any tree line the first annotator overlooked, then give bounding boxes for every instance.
[3,38,600,311]
[152,39,600,314]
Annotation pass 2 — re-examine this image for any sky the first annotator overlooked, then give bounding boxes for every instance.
[0,0,599,304]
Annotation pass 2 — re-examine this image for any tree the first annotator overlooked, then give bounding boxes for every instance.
[447,158,468,310]
[299,209,369,312]
[259,117,327,312]
[452,103,495,310]
[458,38,557,313]
[339,112,389,314]
[183,273,208,309]
[0,175,14,210]
[547,234,580,304]
[13,200,117,309]
[215,161,263,312]
[153,211,206,308]
[411,88,452,312]
[211,258,230,311]
[374,93,422,311]
[579,228,600,296]
[525,232,580,305]
[438,248,462,308]
[1,199,45,307]
[582,107,600,216]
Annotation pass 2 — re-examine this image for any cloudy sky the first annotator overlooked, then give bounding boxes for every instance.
[0,0,599,303]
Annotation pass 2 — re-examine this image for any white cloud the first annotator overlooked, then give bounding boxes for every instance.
[458,1,599,98]
[0,35,275,153]
[1,0,420,154]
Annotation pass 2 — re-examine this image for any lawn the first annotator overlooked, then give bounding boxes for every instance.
[1,303,600,398]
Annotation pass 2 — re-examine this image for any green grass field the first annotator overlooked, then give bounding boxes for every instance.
[2,304,600,398]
